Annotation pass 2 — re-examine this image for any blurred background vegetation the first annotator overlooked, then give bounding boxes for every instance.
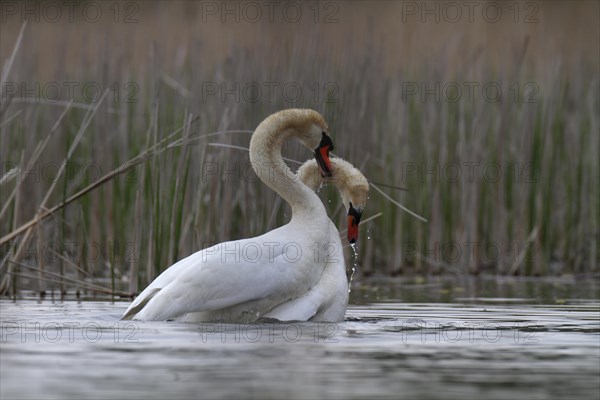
[0,1,598,296]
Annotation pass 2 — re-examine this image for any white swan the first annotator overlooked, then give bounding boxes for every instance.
[264,157,369,321]
[122,109,335,322]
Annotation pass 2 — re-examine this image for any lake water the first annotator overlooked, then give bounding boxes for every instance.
[1,275,599,400]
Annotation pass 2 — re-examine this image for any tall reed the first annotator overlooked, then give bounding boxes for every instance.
[0,1,598,295]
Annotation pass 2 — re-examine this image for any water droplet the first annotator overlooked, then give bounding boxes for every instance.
[316,182,325,193]
[348,243,359,293]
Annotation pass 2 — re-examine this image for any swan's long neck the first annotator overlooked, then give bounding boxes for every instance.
[250,117,325,223]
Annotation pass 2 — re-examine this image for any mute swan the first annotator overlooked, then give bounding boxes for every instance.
[296,157,368,244]
[122,109,335,322]
[264,157,369,322]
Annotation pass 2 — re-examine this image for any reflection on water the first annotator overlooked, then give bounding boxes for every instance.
[1,276,599,400]
[349,274,600,304]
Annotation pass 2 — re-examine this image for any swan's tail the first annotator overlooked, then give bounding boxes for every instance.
[121,288,161,320]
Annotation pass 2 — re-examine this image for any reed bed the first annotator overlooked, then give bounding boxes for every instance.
[0,1,598,296]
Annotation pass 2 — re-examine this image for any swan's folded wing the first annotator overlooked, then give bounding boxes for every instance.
[121,252,199,319]
[131,246,312,321]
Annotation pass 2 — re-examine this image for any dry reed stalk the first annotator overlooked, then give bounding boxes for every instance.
[10,263,130,297]
[0,103,72,221]
[1,2,597,288]
[0,118,196,247]
[509,226,539,275]
[10,153,23,297]
[35,209,45,295]
[370,183,427,223]
[167,112,193,264]
[41,240,96,281]
[0,92,109,293]
[0,21,27,93]
[0,109,22,129]
[128,189,141,295]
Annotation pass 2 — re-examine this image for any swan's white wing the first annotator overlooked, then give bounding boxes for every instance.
[121,253,198,319]
[134,252,303,320]
[130,228,325,320]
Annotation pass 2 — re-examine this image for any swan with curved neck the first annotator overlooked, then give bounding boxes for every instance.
[122,109,335,322]
[249,109,334,220]
[264,157,369,321]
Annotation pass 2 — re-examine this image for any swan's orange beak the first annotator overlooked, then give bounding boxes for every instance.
[315,132,334,177]
[347,202,363,244]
